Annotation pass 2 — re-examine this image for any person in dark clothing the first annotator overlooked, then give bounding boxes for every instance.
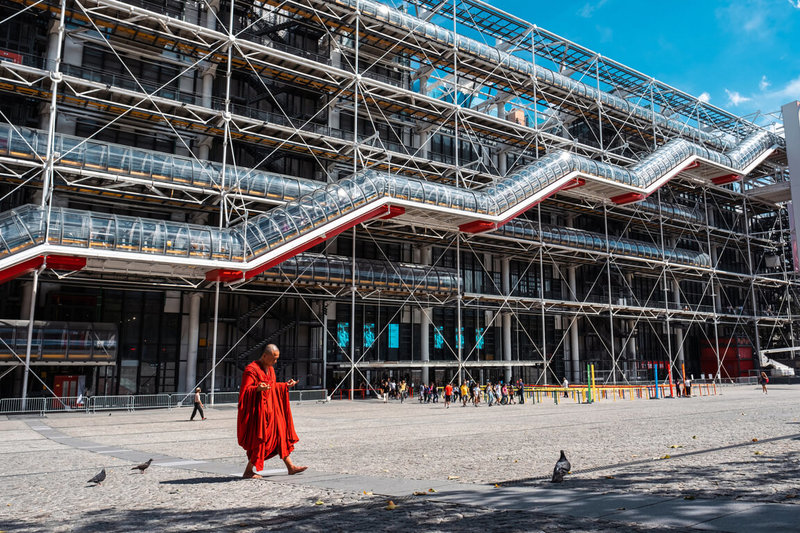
[190,387,206,420]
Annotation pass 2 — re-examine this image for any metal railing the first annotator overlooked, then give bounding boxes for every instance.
[0,389,326,415]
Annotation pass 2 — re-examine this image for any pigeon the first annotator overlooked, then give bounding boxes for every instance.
[88,468,106,485]
[551,450,571,483]
[132,459,153,474]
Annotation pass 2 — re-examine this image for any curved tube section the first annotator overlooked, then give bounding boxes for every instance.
[0,124,321,203]
[262,253,460,294]
[0,128,774,280]
[331,0,762,149]
[498,220,711,268]
[0,124,707,225]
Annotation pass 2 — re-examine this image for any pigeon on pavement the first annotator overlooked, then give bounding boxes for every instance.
[551,450,571,483]
[88,468,106,485]
[132,459,153,473]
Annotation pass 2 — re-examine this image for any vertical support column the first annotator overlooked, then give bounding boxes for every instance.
[673,276,684,370]
[21,271,39,409]
[603,204,617,384]
[743,197,762,368]
[500,257,512,382]
[420,308,430,385]
[568,266,580,383]
[185,292,202,392]
[350,227,357,400]
[197,0,218,161]
[39,19,60,129]
[657,190,674,381]
[456,236,464,383]
[704,188,722,379]
[418,245,431,385]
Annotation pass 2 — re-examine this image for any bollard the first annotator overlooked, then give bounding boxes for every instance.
[554,391,558,405]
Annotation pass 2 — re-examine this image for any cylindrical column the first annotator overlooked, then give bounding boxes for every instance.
[502,312,512,382]
[501,257,512,381]
[568,266,580,383]
[185,292,202,392]
[420,308,430,384]
[39,19,61,130]
[21,270,39,408]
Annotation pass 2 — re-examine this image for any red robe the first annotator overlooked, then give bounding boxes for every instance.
[237,362,299,471]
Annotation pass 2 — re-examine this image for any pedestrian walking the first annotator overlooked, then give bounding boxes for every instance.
[190,387,206,421]
[562,377,569,398]
[759,372,769,394]
[399,380,407,403]
[461,382,470,407]
[444,382,453,408]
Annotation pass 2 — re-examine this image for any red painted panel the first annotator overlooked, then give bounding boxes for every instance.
[380,206,405,219]
[205,269,244,283]
[0,256,44,285]
[558,177,585,191]
[711,174,740,185]
[459,220,495,233]
[611,192,645,205]
[46,255,86,271]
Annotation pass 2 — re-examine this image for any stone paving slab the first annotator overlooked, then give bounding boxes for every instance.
[19,418,800,532]
[5,387,800,532]
[693,503,800,532]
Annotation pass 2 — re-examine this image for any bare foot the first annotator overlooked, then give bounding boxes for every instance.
[243,472,262,479]
[287,465,308,475]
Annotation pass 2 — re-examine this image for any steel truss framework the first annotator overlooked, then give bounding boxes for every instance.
[0,0,796,401]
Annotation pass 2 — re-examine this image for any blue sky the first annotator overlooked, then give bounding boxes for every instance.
[491,0,800,122]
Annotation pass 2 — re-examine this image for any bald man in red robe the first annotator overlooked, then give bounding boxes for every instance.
[237,344,307,478]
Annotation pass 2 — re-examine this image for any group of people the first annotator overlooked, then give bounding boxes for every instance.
[414,379,527,408]
[233,343,775,480]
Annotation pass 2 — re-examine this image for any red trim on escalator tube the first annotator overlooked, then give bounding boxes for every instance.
[45,255,86,271]
[711,174,740,185]
[459,220,495,233]
[0,256,44,285]
[0,254,87,285]
[611,192,645,205]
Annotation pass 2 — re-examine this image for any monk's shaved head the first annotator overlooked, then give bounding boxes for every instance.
[264,344,279,356]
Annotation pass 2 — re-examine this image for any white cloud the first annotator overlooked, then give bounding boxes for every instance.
[759,75,771,91]
[725,89,751,107]
[578,0,607,18]
[698,92,711,103]
[726,76,800,114]
[788,0,800,8]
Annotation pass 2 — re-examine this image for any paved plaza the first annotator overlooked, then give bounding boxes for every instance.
[1,385,799,532]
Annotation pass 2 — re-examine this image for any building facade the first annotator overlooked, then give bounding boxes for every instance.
[0,0,797,399]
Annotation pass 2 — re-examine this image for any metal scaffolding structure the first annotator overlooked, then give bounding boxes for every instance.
[0,0,796,401]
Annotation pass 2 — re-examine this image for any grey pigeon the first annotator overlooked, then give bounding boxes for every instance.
[132,459,153,473]
[88,468,106,485]
[551,450,571,483]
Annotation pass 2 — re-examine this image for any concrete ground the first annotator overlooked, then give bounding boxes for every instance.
[0,384,799,532]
